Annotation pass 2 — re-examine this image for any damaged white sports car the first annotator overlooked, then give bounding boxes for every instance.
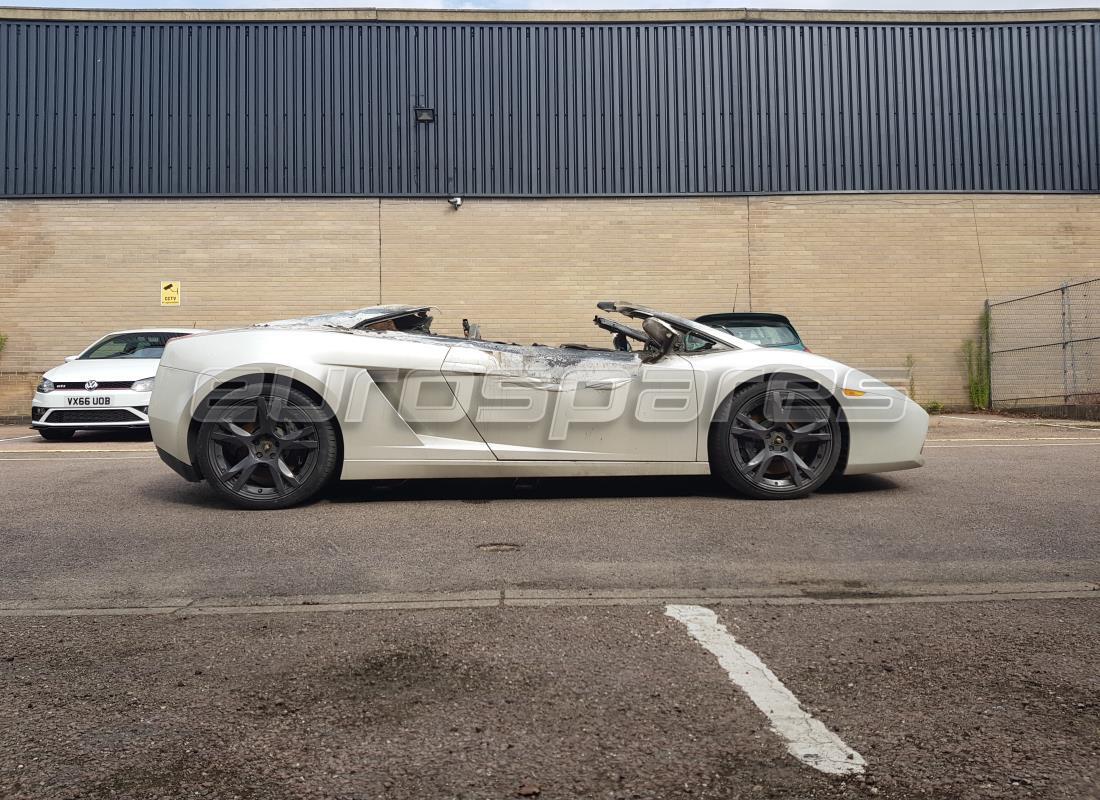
[149,302,927,509]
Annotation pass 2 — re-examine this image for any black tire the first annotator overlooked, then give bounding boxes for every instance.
[39,428,76,441]
[195,382,339,510]
[709,378,841,500]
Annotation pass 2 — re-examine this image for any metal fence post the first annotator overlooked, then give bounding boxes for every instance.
[1061,282,1070,405]
[1065,283,1079,402]
[985,299,993,409]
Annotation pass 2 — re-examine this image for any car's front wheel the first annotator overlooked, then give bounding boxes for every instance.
[195,383,339,510]
[709,379,841,500]
[38,428,76,441]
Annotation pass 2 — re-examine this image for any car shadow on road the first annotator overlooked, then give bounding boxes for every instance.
[140,475,736,510]
[142,472,901,510]
[818,474,900,495]
[323,475,730,504]
[323,472,900,504]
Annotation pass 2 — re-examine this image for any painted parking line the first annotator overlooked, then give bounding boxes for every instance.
[0,447,154,453]
[0,434,39,442]
[928,436,1100,442]
[925,441,1100,449]
[0,455,158,462]
[941,415,1100,432]
[666,604,866,776]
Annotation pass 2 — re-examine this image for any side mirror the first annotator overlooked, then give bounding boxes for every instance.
[642,317,676,358]
[64,355,77,362]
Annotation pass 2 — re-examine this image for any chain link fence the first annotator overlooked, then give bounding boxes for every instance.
[989,278,1100,413]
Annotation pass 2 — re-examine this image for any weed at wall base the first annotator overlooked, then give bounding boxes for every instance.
[962,306,991,410]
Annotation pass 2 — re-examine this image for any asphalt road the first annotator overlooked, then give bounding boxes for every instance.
[1,415,1098,602]
[2,602,1097,800]
[1,413,1098,799]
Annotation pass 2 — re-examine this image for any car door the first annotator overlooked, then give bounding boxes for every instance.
[442,342,699,461]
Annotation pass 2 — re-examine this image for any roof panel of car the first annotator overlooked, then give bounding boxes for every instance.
[695,312,795,326]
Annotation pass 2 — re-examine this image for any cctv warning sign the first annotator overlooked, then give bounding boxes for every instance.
[161,281,181,306]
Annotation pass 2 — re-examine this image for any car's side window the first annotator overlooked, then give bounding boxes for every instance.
[683,333,713,352]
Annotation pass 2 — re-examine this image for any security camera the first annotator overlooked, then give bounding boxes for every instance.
[448,196,462,210]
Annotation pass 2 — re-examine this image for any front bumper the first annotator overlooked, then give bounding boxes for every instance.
[31,389,152,428]
[842,395,929,475]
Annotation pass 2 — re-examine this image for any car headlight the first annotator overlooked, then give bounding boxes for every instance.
[37,377,55,393]
[131,377,156,393]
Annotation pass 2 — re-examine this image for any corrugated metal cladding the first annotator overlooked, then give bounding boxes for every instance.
[1,19,1098,197]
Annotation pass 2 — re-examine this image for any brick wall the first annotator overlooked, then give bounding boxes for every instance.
[749,196,991,405]
[2,194,1098,417]
[0,199,381,417]
[380,198,749,345]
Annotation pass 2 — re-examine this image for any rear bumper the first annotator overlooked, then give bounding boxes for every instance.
[148,366,197,462]
[157,446,202,482]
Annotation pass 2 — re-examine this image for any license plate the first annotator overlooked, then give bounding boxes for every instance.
[67,396,112,406]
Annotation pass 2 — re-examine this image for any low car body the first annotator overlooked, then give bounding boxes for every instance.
[32,328,207,438]
[149,303,927,509]
[694,312,807,351]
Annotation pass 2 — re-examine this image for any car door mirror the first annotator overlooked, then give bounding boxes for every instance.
[64,355,77,362]
[642,317,676,359]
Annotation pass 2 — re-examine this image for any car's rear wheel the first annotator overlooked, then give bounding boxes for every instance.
[39,428,76,441]
[709,379,841,500]
[195,383,338,510]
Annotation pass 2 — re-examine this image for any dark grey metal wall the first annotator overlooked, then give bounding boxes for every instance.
[1,19,1098,197]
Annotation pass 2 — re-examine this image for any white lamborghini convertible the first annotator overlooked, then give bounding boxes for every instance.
[149,302,927,509]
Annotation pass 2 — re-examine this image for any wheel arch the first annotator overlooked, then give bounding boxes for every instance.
[703,371,849,474]
[185,371,345,481]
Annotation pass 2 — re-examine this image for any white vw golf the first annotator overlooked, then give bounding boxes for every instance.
[32,329,206,440]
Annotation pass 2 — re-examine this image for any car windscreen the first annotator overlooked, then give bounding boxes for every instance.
[710,321,800,347]
[80,332,188,360]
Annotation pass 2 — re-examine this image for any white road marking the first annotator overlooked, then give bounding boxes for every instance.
[929,436,1100,442]
[0,455,157,462]
[0,434,38,442]
[0,448,153,453]
[665,604,866,776]
[941,415,1100,432]
[925,442,1100,449]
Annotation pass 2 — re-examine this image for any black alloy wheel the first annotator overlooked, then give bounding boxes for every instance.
[709,379,841,499]
[195,383,338,510]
